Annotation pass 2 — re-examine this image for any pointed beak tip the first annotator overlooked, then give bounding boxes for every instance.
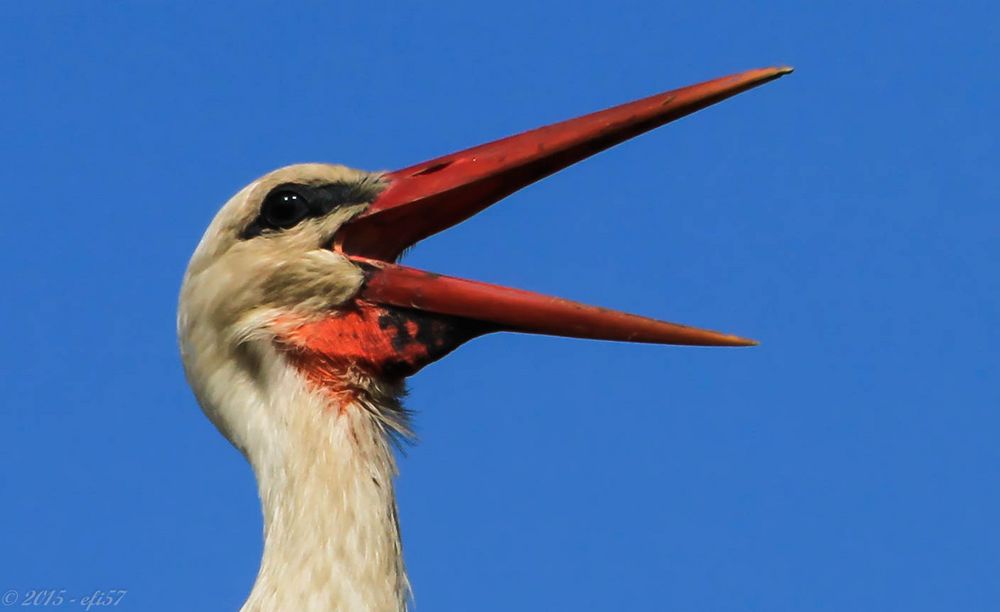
[751,65,794,85]
[709,334,759,348]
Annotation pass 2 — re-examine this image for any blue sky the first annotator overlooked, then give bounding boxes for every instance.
[2,2,997,610]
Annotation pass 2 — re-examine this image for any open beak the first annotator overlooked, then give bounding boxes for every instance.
[331,67,792,372]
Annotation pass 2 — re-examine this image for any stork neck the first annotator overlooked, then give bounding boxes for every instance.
[242,395,408,612]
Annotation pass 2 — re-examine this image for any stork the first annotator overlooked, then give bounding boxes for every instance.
[178,66,791,611]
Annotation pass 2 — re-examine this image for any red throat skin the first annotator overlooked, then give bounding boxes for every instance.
[274,304,486,406]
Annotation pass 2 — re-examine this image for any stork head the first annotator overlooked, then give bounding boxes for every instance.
[180,163,379,331]
[178,67,791,453]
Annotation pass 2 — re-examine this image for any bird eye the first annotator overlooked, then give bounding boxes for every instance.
[261,190,310,229]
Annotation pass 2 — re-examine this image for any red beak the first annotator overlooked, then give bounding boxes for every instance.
[331,67,792,372]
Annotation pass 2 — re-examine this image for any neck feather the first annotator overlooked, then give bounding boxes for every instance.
[241,367,410,612]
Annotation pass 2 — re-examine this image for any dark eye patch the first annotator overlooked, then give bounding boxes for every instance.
[241,181,377,239]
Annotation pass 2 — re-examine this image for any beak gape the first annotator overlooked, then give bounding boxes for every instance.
[330,67,792,376]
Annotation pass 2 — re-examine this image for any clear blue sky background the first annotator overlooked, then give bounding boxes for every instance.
[2,2,997,611]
